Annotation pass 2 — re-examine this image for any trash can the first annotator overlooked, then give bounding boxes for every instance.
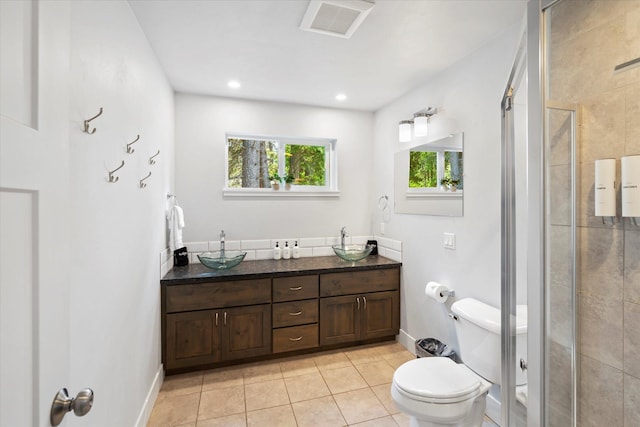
[415,338,456,360]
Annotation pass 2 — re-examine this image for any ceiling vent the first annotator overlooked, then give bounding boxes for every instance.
[300,0,375,39]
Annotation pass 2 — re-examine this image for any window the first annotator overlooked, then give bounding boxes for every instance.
[225,134,337,195]
[408,148,463,192]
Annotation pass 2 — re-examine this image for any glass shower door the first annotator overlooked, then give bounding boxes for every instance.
[544,102,578,427]
[501,28,528,427]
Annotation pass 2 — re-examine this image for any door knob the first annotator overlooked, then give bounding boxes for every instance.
[50,387,94,426]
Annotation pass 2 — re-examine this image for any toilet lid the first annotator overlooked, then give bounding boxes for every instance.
[393,357,482,401]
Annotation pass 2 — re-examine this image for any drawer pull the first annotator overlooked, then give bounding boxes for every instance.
[215,312,219,326]
[289,286,303,291]
[289,311,303,316]
[363,296,367,309]
[289,336,303,342]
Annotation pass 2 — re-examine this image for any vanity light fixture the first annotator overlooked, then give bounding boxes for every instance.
[399,107,437,142]
[399,120,413,142]
[413,108,437,137]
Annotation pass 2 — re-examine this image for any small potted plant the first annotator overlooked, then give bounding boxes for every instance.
[440,177,450,191]
[449,179,460,192]
[269,173,282,190]
[283,174,295,190]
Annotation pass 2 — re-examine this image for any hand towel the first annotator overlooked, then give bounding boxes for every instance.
[168,205,185,251]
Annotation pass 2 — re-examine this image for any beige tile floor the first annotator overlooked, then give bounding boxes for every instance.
[147,342,499,427]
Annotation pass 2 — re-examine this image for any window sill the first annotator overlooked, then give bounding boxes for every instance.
[405,190,463,199]
[223,188,340,198]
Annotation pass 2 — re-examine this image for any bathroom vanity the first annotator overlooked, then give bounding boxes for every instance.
[160,256,401,374]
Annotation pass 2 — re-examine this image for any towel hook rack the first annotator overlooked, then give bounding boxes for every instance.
[107,160,125,183]
[149,149,160,165]
[83,108,103,134]
[126,134,140,154]
[139,171,152,188]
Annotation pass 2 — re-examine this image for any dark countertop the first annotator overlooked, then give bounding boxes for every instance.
[161,255,401,285]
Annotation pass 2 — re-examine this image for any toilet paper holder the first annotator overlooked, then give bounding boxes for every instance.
[441,289,455,298]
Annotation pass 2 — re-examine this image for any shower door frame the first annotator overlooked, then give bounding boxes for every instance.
[501,1,546,426]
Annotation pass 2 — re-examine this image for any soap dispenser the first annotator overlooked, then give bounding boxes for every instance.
[292,241,300,259]
[273,242,281,260]
[282,241,291,259]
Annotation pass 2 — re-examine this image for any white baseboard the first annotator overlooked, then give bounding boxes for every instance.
[486,391,501,426]
[134,364,164,427]
[397,329,417,355]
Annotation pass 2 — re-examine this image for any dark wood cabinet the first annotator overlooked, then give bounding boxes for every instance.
[163,278,272,371]
[319,268,400,346]
[162,264,400,373]
[165,304,271,370]
[271,274,319,354]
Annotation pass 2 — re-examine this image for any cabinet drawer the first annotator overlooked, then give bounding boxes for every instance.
[320,268,400,297]
[166,278,271,312]
[273,324,318,353]
[273,275,318,302]
[273,299,318,328]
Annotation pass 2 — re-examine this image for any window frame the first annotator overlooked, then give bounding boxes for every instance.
[223,133,339,197]
[406,147,463,197]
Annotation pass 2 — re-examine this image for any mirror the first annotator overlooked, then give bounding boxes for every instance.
[394,132,464,216]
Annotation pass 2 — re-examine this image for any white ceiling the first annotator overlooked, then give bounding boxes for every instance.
[129,0,526,112]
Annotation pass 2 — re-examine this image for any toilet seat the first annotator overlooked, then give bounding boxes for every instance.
[392,357,485,404]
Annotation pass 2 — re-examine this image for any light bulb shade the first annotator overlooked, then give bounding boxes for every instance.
[413,114,429,137]
[399,120,413,142]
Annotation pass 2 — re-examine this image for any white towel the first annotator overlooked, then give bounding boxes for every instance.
[168,205,185,251]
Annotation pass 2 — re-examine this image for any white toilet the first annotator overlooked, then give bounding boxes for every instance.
[391,298,527,427]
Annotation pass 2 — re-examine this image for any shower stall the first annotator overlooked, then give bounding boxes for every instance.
[501,1,639,426]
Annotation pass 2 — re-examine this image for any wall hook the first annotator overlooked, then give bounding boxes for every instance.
[83,108,103,134]
[126,134,140,154]
[107,160,125,183]
[139,171,152,188]
[149,149,160,165]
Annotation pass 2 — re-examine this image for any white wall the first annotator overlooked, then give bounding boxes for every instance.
[372,25,521,353]
[68,1,173,426]
[175,94,374,242]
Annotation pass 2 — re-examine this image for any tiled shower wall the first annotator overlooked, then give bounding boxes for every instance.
[548,1,640,426]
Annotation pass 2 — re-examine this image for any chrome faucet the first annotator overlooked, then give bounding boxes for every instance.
[220,230,226,256]
[340,226,347,249]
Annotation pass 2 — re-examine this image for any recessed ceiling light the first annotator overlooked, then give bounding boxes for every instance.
[228,80,241,89]
[336,93,347,101]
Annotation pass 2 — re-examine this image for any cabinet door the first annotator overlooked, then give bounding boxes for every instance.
[165,310,221,370]
[361,291,399,340]
[319,295,360,346]
[222,304,272,361]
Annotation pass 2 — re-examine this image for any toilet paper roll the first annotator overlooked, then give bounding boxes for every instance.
[425,282,449,303]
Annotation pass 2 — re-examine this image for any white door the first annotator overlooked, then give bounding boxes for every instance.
[0,1,74,425]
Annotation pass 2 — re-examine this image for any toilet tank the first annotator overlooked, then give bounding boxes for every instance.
[451,298,527,386]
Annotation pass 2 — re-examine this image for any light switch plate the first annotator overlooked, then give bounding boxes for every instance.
[444,233,456,250]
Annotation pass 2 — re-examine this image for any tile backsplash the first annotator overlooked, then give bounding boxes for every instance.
[159,235,402,277]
